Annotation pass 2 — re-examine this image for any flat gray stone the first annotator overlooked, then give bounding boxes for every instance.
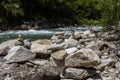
[4,46,36,63]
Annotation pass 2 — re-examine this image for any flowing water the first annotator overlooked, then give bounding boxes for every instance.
[0,26,102,42]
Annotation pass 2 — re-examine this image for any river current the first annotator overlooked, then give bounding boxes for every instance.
[0,26,102,42]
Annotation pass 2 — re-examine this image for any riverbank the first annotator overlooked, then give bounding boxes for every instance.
[0,30,120,80]
[0,21,69,31]
[0,20,101,32]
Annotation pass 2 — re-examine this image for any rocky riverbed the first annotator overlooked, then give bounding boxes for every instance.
[0,30,120,80]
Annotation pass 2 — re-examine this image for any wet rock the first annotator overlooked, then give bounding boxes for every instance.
[51,50,66,61]
[0,39,17,55]
[65,48,100,68]
[4,46,36,63]
[64,68,96,80]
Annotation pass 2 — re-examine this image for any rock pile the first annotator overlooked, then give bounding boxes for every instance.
[0,30,120,80]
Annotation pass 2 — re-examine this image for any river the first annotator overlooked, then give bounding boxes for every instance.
[0,26,102,42]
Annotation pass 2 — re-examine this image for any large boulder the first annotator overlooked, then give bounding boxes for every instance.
[4,46,36,63]
[0,39,17,55]
[31,43,51,56]
[65,48,100,68]
[64,68,96,80]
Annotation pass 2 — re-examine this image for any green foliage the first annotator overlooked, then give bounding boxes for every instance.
[0,0,120,31]
[78,19,102,26]
[1,0,24,16]
[0,0,24,24]
[100,0,120,30]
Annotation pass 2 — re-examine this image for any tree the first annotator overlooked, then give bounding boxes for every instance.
[0,0,24,25]
[99,0,120,31]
